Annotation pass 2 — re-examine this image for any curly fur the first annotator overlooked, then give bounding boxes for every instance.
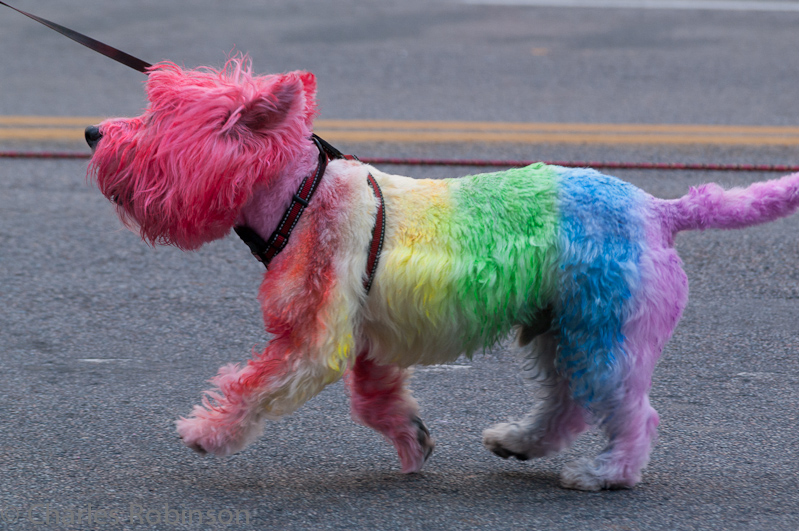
[87,56,799,490]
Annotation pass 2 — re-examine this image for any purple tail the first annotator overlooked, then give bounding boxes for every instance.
[665,172,799,234]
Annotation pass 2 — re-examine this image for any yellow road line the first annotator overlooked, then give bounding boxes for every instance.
[0,116,106,126]
[3,116,799,145]
[318,119,799,136]
[316,130,799,146]
[0,128,86,141]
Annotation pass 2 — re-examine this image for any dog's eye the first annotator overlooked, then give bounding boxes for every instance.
[109,192,133,207]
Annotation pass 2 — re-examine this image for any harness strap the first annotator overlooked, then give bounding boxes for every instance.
[234,136,385,294]
[233,136,327,268]
[363,172,385,293]
[328,144,385,293]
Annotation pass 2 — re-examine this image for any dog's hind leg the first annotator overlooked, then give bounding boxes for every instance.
[560,389,660,491]
[559,247,688,491]
[482,330,589,461]
[347,352,435,473]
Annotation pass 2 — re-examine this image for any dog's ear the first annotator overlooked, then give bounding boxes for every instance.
[233,71,317,135]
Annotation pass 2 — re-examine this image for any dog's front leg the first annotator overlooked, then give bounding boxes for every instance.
[347,353,435,473]
[176,338,344,457]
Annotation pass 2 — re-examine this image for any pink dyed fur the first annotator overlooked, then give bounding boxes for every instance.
[89,57,318,250]
[176,363,266,456]
[348,355,434,473]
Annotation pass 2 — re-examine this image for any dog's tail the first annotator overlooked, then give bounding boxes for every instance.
[664,172,799,235]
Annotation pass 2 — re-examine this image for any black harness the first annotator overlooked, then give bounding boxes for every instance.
[234,135,386,293]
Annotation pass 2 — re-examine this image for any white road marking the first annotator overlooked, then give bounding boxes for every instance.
[77,358,133,363]
[463,0,799,12]
[417,365,472,372]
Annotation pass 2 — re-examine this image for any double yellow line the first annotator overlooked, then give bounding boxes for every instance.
[3,116,799,145]
[0,116,105,141]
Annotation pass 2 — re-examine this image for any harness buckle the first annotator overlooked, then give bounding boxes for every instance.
[293,193,309,207]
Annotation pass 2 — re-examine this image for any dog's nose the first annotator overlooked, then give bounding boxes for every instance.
[85,126,102,149]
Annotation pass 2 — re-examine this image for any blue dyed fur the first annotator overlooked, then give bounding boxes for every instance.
[553,167,646,406]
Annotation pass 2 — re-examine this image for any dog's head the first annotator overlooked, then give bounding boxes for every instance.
[87,57,317,250]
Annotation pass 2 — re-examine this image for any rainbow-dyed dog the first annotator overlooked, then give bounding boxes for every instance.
[87,59,799,491]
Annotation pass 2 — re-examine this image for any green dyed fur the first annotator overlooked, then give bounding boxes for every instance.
[449,163,560,354]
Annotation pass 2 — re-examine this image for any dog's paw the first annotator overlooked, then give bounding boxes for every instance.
[482,422,530,461]
[176,415,218,455]
[412,416,436,464]
[175,406,263,457]
[559,458,636,491]
[560,458,604,491]
[176,415,240,457]
[396,416,436,474]
[179,434,208,455]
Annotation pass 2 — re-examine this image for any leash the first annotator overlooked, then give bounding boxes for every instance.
[2,1,386,292]
[235,135,386,294]
[0,1,151,73]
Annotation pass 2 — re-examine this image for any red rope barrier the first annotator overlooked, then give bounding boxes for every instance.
[1,151,91,159]
[2,151,797,172]
[360,157,799,173]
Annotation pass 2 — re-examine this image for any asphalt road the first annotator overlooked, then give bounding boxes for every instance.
[1,1,799,530]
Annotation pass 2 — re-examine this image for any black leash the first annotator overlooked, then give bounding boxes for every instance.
[0,1,152,73]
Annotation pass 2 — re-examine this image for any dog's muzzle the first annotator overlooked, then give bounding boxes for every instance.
[85,125,102,150]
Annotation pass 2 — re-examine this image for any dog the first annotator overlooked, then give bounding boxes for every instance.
[85,57,799,491]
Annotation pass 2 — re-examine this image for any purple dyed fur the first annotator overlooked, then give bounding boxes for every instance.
[668,173,799,233]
